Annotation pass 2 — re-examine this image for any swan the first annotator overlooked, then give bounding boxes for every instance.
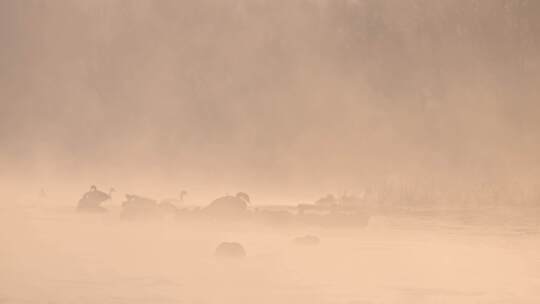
[204,192,251,218]
[77,185,114,212]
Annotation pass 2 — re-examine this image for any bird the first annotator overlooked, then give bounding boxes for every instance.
[85,185,115,202]
[121,194,165,219]
[158,191,186,216]
[122,194,158,210]
[314,194,337,206]
[77,185,115,212]
[39,188,47,199]
[204,192,251,217]
[160,190,187,205]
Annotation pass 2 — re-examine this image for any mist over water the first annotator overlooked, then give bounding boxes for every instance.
[2,201,540,304]
[1,0,540,303]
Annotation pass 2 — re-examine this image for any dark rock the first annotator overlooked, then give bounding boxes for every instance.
[215,242,246,258]
[293,235,320,246]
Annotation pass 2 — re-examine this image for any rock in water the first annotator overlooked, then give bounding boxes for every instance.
[293,235,320,246]
[215,242,246,259]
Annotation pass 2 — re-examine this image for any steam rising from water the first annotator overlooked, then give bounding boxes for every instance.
[1,1,540,303]
[2,0,540,200]
[1,204,540,304]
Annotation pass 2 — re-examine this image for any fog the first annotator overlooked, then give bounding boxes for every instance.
[2,201,540,303]
[1,0,540,303]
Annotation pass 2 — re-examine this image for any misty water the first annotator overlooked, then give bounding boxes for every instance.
[2,198,539,304]
[2,1,540,303]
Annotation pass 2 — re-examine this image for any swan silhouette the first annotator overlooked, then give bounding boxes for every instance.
[77,185,115,213]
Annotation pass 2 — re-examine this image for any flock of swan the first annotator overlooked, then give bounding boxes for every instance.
[76,185,370,225]
[75,185,369,257]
